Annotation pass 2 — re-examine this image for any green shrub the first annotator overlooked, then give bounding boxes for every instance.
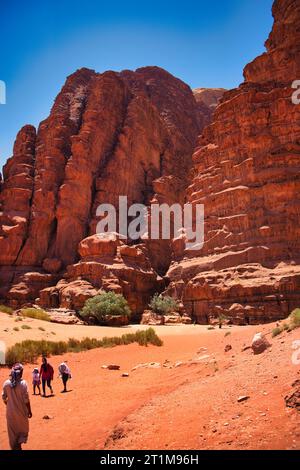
[289,309,300,328]
[21,324,31,330]
[135,328,163,346]
[5,328,162,365]
[15,317,23,322]
[13,327,19,332]
[20,308,50,322]
[282,322,289,331]
[0,305,13,315]
[272,326,282,338]
[81,292,131,324]
[218,314,228,329]
[224,331,231,337]
[149,294,179,315]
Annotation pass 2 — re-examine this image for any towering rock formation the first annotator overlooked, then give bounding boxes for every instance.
[0,66,204,313]
[167,0,300,324]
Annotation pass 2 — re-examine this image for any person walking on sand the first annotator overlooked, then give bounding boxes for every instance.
[32,368,41,395]
[40,357,54,397]
[2,363,32,450]
[58,362,72,393]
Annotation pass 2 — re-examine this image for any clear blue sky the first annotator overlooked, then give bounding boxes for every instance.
[0,0,273,168]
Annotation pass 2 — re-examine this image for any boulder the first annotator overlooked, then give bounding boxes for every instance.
[164,312,182,324]
[107,365,120,371]
[251,333,271,355]
[141,310,165,325]
[78,235,122,259]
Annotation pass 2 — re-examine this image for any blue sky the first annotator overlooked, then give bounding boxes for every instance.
[0,0,273,168]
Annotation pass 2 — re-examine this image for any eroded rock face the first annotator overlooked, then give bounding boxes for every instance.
[38,236,164,319]
[0,125,36,265]
[166,0,300,324]
[193,88,226,130]
[0,66,205,314]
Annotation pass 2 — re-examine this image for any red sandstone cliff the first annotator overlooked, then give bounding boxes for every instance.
[166,0,300,324]
[0,66,206,315]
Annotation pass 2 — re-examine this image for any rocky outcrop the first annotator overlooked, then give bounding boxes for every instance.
[285,379,300,410]
[46,308,84,325]
[166,0,300,324]
[0,125,36,265]
[193,88,226,130]
[0,66,204,314]
[38,235,164,320]
[141,309,192,325]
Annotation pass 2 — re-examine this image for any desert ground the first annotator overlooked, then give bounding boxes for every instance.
[0,315,299,450]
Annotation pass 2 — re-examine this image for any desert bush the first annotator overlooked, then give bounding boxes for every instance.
[289,308,300,328]
[272,326,282,338]
[271,310,300,338]
[20,308,50,322]
[81,292,131,324]
[135,327,163,346]
[218,314,228,329]
[0,304,13,315]
[282,322,289,331]
[149,294,179,315]
[21,324,31,330]
[5,328,162,365]
[13,327,19,332]
[38,327,46,332]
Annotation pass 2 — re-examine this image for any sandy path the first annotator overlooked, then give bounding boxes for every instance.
[108,327,300,451]
[0,319,299,450]
[0,326,225,450]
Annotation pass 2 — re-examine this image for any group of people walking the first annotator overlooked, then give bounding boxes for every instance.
[32,357,71,397]
[2,358,72,450]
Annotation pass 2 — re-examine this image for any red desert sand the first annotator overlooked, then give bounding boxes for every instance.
[0,322,299,450]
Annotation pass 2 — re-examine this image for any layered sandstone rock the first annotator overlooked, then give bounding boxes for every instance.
[38,235,163,319]
[167,0,300,324]
[0,66,205,315]
[0,125,36,265]
[193,88,226,130]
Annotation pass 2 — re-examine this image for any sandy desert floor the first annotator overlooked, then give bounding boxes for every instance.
[0,315,299,450]
[0,313,204,348]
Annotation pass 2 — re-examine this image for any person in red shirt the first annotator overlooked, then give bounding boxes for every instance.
[39,357,54,397]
